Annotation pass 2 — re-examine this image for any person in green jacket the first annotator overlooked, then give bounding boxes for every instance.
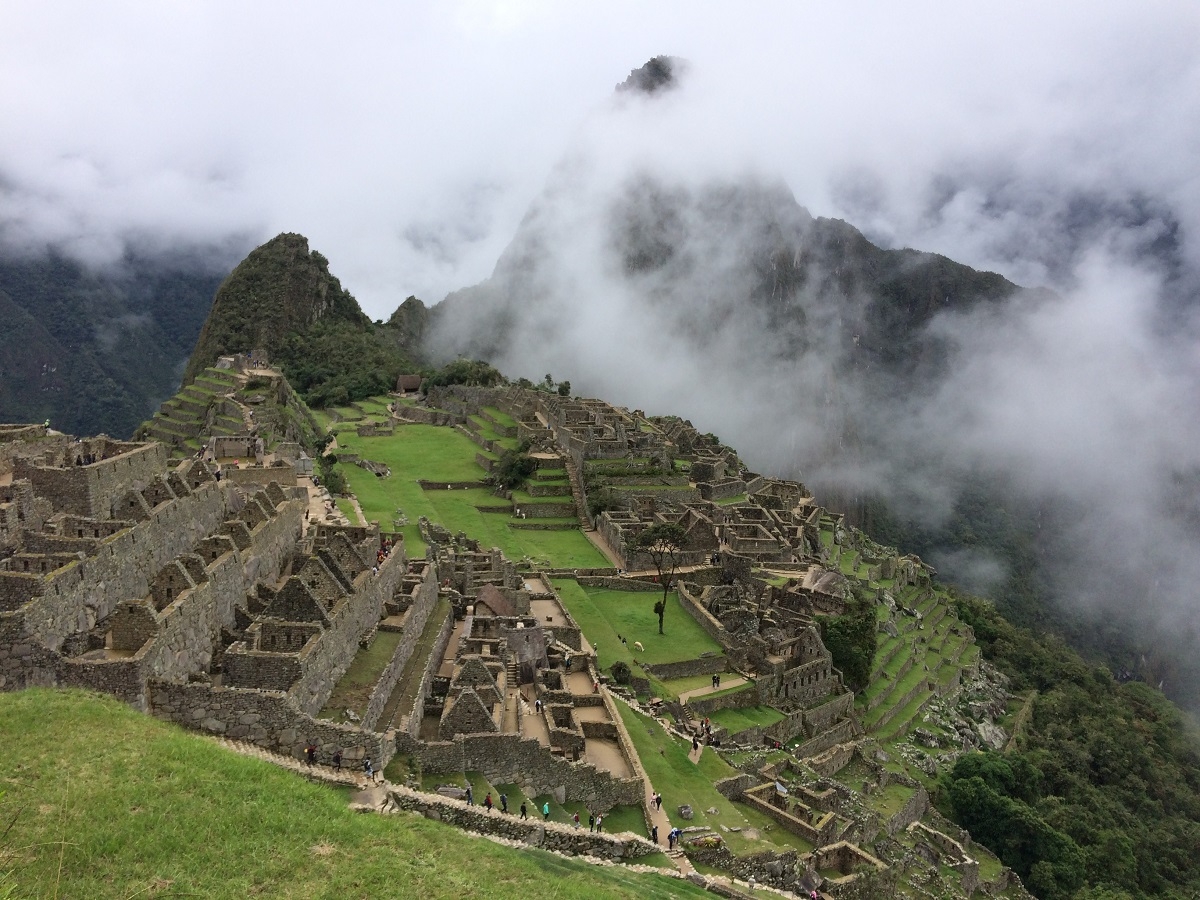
[542,801,550,821]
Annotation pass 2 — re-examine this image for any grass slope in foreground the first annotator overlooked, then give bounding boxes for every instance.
[0,689,708,900]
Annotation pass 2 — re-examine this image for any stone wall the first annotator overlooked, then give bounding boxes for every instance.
[13,441,167,519]
[643,655,729,683]
[290,549,408,716]
[885,786,929,836]
[16,482,231,651]
[149,678,393,768]
[576,576,659,592]
[361,563,436,731]
[685,682,760,719]
[386,786,656,858]
[408,730,644,810]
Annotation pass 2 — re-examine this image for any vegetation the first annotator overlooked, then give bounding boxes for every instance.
[550,580,722,672]
[633,523,688,635]
[0,689,706,900]
[489,448,537,490]
[818,591,877,691]
[0,250,225,438]
[939,592,1200,898]
[422,358,504,389]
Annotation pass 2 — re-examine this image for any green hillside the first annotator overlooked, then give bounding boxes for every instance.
[183,234,425,408]
[0,689,706,900]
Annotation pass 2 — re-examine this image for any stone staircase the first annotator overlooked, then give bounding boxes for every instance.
[562,457,593,530]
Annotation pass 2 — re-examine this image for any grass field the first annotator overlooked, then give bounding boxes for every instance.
[331,424,606,567]
[551,580,723,674]
[0,690,709,900]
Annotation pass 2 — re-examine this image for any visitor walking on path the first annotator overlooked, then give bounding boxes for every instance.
[500,793,508,814]
[573,812,580,829]
[542,801,551,821]
[484,793,493,813]
[466,786,473,806]
[588,813,595,832]
[520,802,528,820]
[596,814,603,833]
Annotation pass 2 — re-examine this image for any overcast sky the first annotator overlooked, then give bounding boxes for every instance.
[3,1,1200,315]
[6,2,1200,696]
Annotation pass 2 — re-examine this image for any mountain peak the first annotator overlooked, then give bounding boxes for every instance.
[615,56,687,96]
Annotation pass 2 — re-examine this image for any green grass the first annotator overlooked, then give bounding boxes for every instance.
[0,689,708,900]
[614,700,812,856]
[551,580,723,672]
[319,630,403,722]
[331,425,605,566]
[706,705,785,735]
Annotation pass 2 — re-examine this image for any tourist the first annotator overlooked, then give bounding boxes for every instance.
[542,801,550,821]
[484,792,493,813]
[520,802,528,820]
[572,812,580,829]
[332,750,342,771]
[692,735,699,752]
[465,785,473,806]
[668,830,675,850]
[651,824,659,844]
[596,814,603,833]
[363,758,374,781]
[305,744,316,765]
[500,793,508,813]
[588,812,595,832]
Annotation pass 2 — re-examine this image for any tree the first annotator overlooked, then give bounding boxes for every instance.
[557,380,571,397]
[634,522,688,634]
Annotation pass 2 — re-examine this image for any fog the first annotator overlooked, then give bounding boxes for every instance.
[4,2,1200,699]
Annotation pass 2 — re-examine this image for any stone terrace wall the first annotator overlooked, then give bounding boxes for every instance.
[361,564,437,731]
[387,786,656,858]
[643,655,728,682]
[290,549,408,716]
[406,731,643,810]
[149,679,394,768]
[677,582,747,669]
[402,608,454,739]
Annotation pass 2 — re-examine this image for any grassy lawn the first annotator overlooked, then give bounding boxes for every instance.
[614,700,813,857]
[332,425,605,567]
[551,580,723,672]
[0,690,709,900]
[706,705,785,736]
[319,630,403,722]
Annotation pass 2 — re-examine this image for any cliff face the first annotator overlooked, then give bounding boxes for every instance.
[184,233,368,382]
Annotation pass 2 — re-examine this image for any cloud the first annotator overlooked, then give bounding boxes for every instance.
[5,2,1200,695]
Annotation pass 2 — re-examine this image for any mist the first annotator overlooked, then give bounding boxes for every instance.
[5,2,1200,699]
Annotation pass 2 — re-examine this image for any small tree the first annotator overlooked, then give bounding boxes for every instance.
[557,380,571,397]
[635,522,687,634]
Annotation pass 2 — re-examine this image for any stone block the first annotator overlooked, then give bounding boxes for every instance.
[200,717,226,733]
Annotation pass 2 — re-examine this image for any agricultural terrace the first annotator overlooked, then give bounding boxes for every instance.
[329,421,607,567]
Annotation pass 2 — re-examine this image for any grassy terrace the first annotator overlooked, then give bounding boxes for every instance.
[318,630,403,723]
[380,598,451,732]
[332,424,605,565]
[707,704,785,735]
[551,580,722,675]
[1,690,706,900]
[615,700,813,856]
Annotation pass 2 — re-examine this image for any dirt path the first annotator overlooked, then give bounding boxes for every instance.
[583,527,622,566]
